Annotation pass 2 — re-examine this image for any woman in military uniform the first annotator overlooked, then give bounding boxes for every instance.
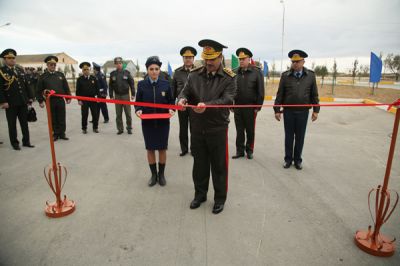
[135,56,175,187]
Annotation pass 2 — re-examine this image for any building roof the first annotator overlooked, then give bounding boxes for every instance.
[16,52,78,64]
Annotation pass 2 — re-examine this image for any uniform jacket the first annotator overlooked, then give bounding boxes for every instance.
[233,65,265,108]
[178,66,237,134]
[109,69,135,98]
[135,77,174,126]
[0,66,33,106]
[274,67,320,113]
[36,71,71,103]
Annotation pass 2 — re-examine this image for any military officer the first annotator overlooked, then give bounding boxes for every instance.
[0,49,35,150]
[172,46,197,156]
[92,62,109,123]
[274,50,320,170]
[109,57,135,135]
[36,55,72,141]
[232,48,265,160]
[178,39,236,214]
[76,62,100,134]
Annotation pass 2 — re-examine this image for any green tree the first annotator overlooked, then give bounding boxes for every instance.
[384,53,400,81]
[314,65,329,87]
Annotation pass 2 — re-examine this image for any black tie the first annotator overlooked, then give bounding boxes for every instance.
[295,72,301,79]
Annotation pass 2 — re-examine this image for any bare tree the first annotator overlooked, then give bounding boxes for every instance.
[384,53,400,81]
[331,59,338,95]
[351,59,359,86]
[314,65,328,88]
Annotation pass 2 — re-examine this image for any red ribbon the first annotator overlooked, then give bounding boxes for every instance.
[46,91,399,110]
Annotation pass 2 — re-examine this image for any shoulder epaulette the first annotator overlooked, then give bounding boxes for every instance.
[223,67,236,77]
[175,66,183,72]
[190,65,204,72]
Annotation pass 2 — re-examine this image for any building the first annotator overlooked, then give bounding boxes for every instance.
[102,60,137,77]
[14,52,78,78]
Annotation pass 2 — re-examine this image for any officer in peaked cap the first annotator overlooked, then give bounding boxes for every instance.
[177,39,236,214]
[274,49,319,170]
[76,62,100,134]
[109,56,135,135]
[232,47,264,160]
[92,62,109,123]
[36,55,72,141]
[0,48,35,150]
[172,46,197,157]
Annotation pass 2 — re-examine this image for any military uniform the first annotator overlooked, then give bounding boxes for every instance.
[36,55,71,140]
[76,62,100,133]
[0,49,34,150]
[93,62,109,123]
[274,50,320,169]
[232,48,265,159]
[178,39,236,214]
[172,46,197,156]
[109,57,135,134]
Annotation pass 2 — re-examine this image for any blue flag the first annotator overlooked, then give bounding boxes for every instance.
[263,61,269,77]
[168,62,173,77]
[369,52,382,83]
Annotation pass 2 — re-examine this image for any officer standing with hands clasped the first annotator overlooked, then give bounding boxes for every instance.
[76,62,100,134]
[36,55,72,141]
[274,49,320,170]
[109,57,135,135]
[178,39,236,214]
[0,48,35,150]
[172,46,197,156]
[232,47,264,160]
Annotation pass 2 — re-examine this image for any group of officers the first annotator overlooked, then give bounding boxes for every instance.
[0,40,319,214]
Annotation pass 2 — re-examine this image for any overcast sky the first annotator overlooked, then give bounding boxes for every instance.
[0,0,399,72]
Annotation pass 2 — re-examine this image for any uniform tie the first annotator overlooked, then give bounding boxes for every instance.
[295,72,301,79]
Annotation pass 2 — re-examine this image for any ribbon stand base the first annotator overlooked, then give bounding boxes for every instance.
[355,230,395,257]
[45,196,76,218]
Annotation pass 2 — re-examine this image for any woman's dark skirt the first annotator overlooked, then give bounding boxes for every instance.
[142,122,170,150]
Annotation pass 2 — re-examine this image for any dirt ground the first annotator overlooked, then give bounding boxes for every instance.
[266,82,400,103]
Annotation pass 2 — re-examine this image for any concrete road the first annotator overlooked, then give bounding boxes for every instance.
[0,100,399,266]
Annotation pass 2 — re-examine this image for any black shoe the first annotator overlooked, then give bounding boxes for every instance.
[53,135,59,141]
[104,120,109,123]
[148,163,158,187]
[232,154,245,159]
[294,162,303,170]
[283,161,292,169]
[117,131,123,135]
[148,174,158,187]
[93,129,99,133]
[190,198,206,209]
[22,143,35,148]
[59,135,69,140]
[212,203,225,214]
[82,129,87,134]
[158,174,166,186]
[179,151,188,157]
[127,129,132,135]
[0,141,3,144]
[89,120,93,123]
[247,153,253,159]
[12,145,21,150]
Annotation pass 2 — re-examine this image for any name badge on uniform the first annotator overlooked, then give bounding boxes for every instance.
[112,76,116,81]
[123,76,128,80]
[59,76,62,80]
[92,80,95,84]
[161,91,166,97]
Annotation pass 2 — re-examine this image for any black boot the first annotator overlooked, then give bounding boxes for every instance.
[148,163,158,187]
[158,163,166,186]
